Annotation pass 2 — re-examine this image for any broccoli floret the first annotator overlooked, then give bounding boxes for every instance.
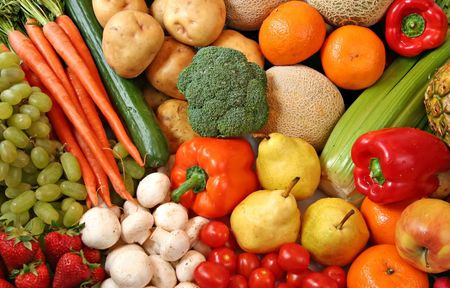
[177,46,269,137]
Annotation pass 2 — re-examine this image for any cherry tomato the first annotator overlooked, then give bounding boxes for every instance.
[434,277,450,288]
[277,243,310,273]
[194,261,230,288]
[229,274,248,288]
[224,232,239,251]
[200,221,230,248]
[208,247,238,274]
[286,270,312,288]
[322,266,346,288]
[277,283,293,288]
[261,253,285,279]
[301,272,339,288]
[248,268,276,288]
[237,253,261,278]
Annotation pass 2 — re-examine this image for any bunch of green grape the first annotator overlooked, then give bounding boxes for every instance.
[0,51,87,235]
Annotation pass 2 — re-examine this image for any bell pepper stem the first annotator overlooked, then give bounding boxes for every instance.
[336,209,355,230]
[281,177,300,198]
[369,158,385,185]
[402,13,426,38]
[171,166,208,203]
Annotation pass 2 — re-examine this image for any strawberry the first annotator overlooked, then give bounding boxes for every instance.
[0,258,7,279]
[81,247,101,264]
[52,252,91,288]
[0,227,40,272]
[0,279,14,288]
[89,267,106,287]
[12,262,50,288]
[43,226,82,269]
[33,248,46,263]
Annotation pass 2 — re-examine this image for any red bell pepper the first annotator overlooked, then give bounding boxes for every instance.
[385,0,448,57]
[351,127,450,204]
[170,137,259,218]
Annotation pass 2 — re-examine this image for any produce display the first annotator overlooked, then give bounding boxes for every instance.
[0,0,448,287]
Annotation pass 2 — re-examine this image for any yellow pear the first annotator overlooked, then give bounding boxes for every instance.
[256,133,321,200]
[230,178,301,254]
[300,198,369,266]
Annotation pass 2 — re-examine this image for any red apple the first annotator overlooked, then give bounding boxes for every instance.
[395,198,450,273]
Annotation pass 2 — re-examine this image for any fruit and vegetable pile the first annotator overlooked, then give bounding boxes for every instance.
[0,0,448,287]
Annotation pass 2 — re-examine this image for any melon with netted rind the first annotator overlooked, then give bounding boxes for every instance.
[259,65,345,151]
[306,0,394,27]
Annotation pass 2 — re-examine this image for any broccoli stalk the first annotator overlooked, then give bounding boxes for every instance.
[177,46,269,137]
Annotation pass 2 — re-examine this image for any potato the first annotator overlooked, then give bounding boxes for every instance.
[93,0,148,28]
[102,10,164,79]
[212,29,265,68]
[146,37,196,100]
[157,100,198,153]
[143,85,171,110]
[150,0,167,29]
[163,0,226,46]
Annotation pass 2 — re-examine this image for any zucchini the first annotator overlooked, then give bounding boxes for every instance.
[320,34,450,205]
[65,0,169,168]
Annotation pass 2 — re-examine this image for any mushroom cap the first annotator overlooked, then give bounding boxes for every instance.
[160,229,191,262]
[153,202,189,231]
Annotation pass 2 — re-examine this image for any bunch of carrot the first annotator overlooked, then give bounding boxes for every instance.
[0,0,144,207]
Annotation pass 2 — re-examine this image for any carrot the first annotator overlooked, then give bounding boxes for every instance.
[0,43,8,52]
[6,29,132,201]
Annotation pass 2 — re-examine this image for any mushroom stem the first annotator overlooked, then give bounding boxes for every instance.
[336,209,355,230]
[281,177,300,198]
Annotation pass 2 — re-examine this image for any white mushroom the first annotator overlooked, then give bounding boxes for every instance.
[148,255,177,288]
[175,250,206,282]
[80,207,121,249]
[183,216,209,246]
[175,283,200,288]
[100,278,120,288]
[123,200,148,218]
[105,244,144,274]
[137,172,172,208]
[143,227,190,262]
[121,210,154,244]
[192,240,211,258]
[153,202,188,231]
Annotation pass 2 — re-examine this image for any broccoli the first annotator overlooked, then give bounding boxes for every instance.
[177,46,269,137]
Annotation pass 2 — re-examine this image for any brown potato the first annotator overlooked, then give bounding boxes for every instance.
[163,0,226,47]
[93,0,148,27]
[146,37,196,100]
[211,29,265,68]
[157,99,199,153]
[150,0,167,29]
[143,85,171,111]
[102,10,164,79]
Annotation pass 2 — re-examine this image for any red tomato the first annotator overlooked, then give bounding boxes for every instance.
[208,247,238,274]
[194,261,230,288]
[200,221,230,248]
[224,232,239,251]
[322,266,346,288]
[286,270,312,288]
[261,253,285,279]
[434,277,450,288]
[248,268,276,288]
[277,243,310,273]
[301,272,339,288]
[277,283,293,288]
[229,274,248,288]
[237,253,261,278]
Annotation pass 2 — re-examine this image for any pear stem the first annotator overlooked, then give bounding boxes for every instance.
[424,247,430,268]
[251,133,270,141]
[336,209,355,230]
[281,177,300,198]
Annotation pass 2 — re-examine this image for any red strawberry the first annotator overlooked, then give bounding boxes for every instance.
[89,267,106,286]
[0,228,40,272]
[33,248,45,263]
[0,258,6,279]
[0,279,14,288]
[81,247,101,264]
[52,252,91,288]
[44,227,82,269]
[12,262,50,288]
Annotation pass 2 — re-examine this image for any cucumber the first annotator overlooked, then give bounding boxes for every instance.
[65,0,169,168]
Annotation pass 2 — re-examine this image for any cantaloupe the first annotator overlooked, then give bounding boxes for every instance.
[259,65,345,151]
[306,0,394,27]
[224,0,289,31]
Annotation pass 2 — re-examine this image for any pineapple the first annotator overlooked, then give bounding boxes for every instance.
[424,61,450,146]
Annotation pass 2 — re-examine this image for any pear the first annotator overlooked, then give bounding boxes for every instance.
[230,178,301,254]
[256,133,321,200]
[300,198,369,266]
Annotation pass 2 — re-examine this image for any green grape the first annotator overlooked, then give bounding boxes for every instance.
[60,181,87,201]
[39,115,50,125]
[7,113,32,130]
[11,150,30,168]
[0,78,10,93]
[5,166,22,187]
[37,162,63,186]
[124,174,135,196]
[10,82,32,99]
[61,197,76,212]
[0,212,17,226]
[17,210,30,226]
[34,138,61,156]
[60,152,81,182]
[35,184,62,202]
[19,104,40,122]
[31,87,41,93]
[23,161,38,174]
[30,146,50,169]
[25,217,45,235]
[0,160,9,181]
[63,201,84,228]
[26,121,51,138]
[33,201,60,225]
[1,199,12,214]
[3,127,30,149]
[0,89,22,105]
[0,102,13,120]
[1,66,25,84]
[5,183,31,199]
[10,190,36,213]
[123,158,145,180]
[21,171,38,186]
[28,92,52,113]
[0,140,17,163]
[0,52,20,68]
[113,142,129,159]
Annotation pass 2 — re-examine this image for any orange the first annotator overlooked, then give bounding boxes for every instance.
[258,1,326,65]
[347,244,429,288]
[360,197,413,245]
[321,25,386,90]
